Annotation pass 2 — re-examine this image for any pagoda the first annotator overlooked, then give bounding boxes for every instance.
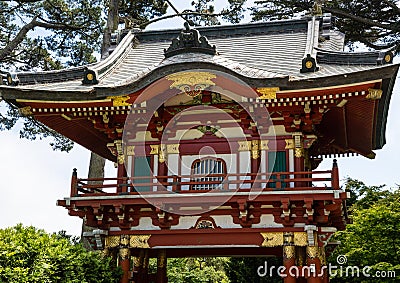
[1,14,398,283]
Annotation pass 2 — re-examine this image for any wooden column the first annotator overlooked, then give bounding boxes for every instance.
[156,249,167,283]
[306,245,322,283]
[140,250,150,283]
[283,232,296,283]
[119,248,131,283]
[132,249,145,283]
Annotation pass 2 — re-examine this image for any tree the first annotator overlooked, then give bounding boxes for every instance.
[226,257,282,283]
[0,224,122,282]
[328,180,400,282]
[251,0,400,51]
[147,257,230,283]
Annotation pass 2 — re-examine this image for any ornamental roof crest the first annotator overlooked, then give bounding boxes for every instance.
[164,22,217,58]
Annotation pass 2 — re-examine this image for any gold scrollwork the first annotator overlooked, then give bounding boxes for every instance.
[130,235,151,249]
[260,232,284,247]
[166,72,216,97]
[107,95,131,107]
[283,245,296,260]
[318,247,327,265]
[366,88,383,100]
[120,235,130,246]
[294,232,308,247]
[257,87,280,99]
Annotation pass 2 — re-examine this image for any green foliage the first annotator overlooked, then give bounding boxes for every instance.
[226,257,282,283]
[328,180,400,282]
[163,257,229,283]
[118,0,168,27]
[0,224,122,283]
[251,0,400,51]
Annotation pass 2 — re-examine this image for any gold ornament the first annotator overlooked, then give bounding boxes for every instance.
[166,72,216,97]
[257,87,280,99]
[260,232,284,247]
[130,235,151,248]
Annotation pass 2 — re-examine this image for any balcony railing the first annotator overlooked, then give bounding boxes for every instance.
[70,161,340,197]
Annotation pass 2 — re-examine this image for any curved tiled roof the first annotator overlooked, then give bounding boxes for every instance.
[0,17,397,98]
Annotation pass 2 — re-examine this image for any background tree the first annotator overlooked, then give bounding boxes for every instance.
[0,224,122,282]
[226,257,282,283]
[251,0,400,51]
[328,179,400,282]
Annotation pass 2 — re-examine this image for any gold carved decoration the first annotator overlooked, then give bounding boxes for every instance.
[257,87,280,99]
[295,148,304,158]
[238,141,251,151]
[119,248,130,260]
[285,139,295,149]
[306,246,319,259]
[120,235,130,246]
[167,144,179,154]
[107,95,131,106]
[159,145,167,163]
[260,232,284,247]
[150,145,160,155]
[294,232,308,247]
[283,245,296,259]
[105,236,120,248]
[366,88,383,100]
[260,140,269,150]
[130,235,151,248]
[126,145,135,156]
[157,249,167,267]
[19,106,33,116]
[251,140,260,159]
[166,72,216,97]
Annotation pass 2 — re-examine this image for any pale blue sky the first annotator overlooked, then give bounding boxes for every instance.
[1,1,399,237]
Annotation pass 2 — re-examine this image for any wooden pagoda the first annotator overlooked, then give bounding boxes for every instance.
[1,15,398,283]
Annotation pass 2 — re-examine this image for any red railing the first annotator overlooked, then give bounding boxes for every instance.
[70,160,340,197]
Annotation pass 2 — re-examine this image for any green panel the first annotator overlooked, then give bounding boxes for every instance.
[268,151,287,188]
[133,156,151,192]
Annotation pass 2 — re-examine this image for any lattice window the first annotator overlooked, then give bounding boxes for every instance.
[191,158,225,190]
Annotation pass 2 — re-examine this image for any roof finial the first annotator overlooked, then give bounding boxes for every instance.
[312,0,323,16]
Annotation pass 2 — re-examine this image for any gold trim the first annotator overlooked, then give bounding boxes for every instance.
[126,145,135,156]
[105,236,120,248]
[260,232,284,247]
[16,98,111,104]
[276,79,382,94]
[107,95,131,107]
[119,248,130,260]
[294,232,308,246]
[306,246,319,259]
[257,87,280,99]
[366,88,383,100]
[150,145,160,155]
[385,54,392,63]
[130,235,151,248]
[251,140,260,159]
[285,139,295,149]
[283,245,296,259]
[295,148,304,158]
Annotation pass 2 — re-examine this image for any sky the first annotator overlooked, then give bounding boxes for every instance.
[1,1,400,237]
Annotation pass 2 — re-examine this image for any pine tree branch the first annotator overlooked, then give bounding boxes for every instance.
[323,6,399,32]
[139,10,236,28]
